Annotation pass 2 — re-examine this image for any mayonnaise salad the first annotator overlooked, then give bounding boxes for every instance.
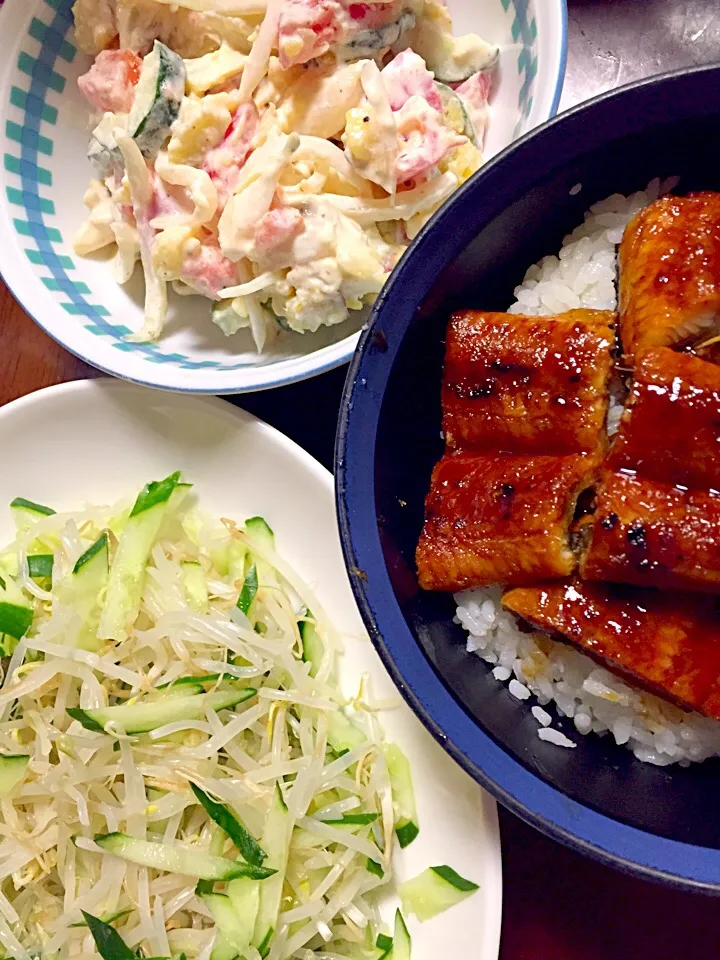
[72,0,498,349]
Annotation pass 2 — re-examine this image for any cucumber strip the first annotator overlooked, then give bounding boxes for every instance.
[196,825,227,896]
[82,911,136,960]
[377,933,393,951]
[203,885,258,956]
[327,710,366,754]
[236,564,258,616]
[57,532,109,651]
[384,744,418,848]
[388,910,411,960]
[227,876,260,950]
[0,603,32,642]
[157,674,223,695]
[367,858,384,878]
[210,934,238,960]
[10,497,55,535]
[0,755,29,797]
[94,833,277,881]
[27,554,53,580]
[98,472,183,641]
[70,907,132,928]
[244,517,274,550]
[252,785,292,955]
[182,561,209,613]
[128,41,186,158]
[435,81,476,144]
[190,784,267,867]
[398,866,478,922]
[67,687,256,735]
[300,617,324,678]
[321,813,378,826]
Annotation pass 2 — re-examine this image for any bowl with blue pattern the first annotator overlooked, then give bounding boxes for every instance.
[0,0,567,394]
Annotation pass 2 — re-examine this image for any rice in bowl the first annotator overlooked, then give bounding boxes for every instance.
[453,176,720,768]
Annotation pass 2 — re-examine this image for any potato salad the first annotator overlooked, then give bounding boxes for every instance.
[72,0,497,348]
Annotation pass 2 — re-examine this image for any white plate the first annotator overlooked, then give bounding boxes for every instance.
[0,378,503,959]
[0,0,566,394]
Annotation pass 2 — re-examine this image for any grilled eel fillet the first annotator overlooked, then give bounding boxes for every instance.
[619,191,720,362]
[502,579,720,721]
[442,309,615,455]
[417,309,614,591]
[582,348,720,593]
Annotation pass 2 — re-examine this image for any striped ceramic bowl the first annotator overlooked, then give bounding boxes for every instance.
[0,0,567,394]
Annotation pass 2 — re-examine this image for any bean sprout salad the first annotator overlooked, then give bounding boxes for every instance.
[0,474,477,959]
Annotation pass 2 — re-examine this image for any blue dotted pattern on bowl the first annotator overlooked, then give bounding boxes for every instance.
[3,0,542,372]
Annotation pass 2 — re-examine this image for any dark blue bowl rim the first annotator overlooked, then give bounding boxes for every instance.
[335,62,720,894]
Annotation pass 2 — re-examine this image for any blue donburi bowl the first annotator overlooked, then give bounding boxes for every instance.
[336,63,720,892]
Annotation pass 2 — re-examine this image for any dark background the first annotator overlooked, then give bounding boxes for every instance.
[4,0,720,955]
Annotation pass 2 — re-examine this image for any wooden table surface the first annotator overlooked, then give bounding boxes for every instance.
[5,0,720,955]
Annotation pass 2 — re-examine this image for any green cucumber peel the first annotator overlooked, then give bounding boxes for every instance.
[130,472,182,518]
[73,532,109,574]
[70,907,132,928]
[399,865,479,922]
[237,563,258,615]
[322,813,379,826]
[27,554,54,580]
[0,603,33,640]
[82,911,136,960]
[190,783,267,867]
[367,858,384,878]
[10,498,55,516]
[395,822,419,849]
[430,865,479,891]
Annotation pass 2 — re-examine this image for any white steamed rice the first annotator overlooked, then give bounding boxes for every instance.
[454,176,720,767]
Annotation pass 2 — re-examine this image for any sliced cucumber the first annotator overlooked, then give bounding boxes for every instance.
[210,934,238,960]
[321,813,378,826]
[190,783,267,867]
[82,911,136,960]
[203,883,258,957]
[252,785,292,956]
[128,41,186,158]
[98,472,182,641]
[87,112,124,178]
[66,687,256,735]
[338,11,416,59]
[384,744,418,848]
[399,865,479,922]
[0,575,33,644]
[94,833,276,881]
[236,563,258,616]
[10,497,55,535]
[182,561,209,613]
[367,858,384,879]
[157,674,223,695]
[327,710,366,755]
[27,554,53,581]
[413,23,499,84]
[244,516,274,551]
[387,910,411,960]
[435,81,476,144]
[0,755,29,797]
[300,617,324,678]
[57,532,109,651]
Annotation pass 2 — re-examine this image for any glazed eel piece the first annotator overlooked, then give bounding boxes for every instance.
[502,579,720,721]
[582,348,720,594]
[619,191,720,363]
[416,309,615,591]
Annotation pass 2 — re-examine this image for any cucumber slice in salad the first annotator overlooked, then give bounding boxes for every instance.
[435,81,476,144]
[384,744,419,848]
[399,865,479,922]
[10,497,55,535]
[337,10,416,59]
[327,709,366,754]
[190,783,267,867]
[387,909,411,960]
[57,532,109,651]
[300,616,324,678]
[0,755,29,797]
[98,472,184,642]
[94,832,277,881]
[244,516,274,550]
[128,41,186,158]
[0,574,33,645]
[203,882,259,957]
[252,784,292,956]
[82,911,136,960]
[27,554,54,581]
[87,112,125,178]
[67,687,256,735]
[181,560,209,613]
